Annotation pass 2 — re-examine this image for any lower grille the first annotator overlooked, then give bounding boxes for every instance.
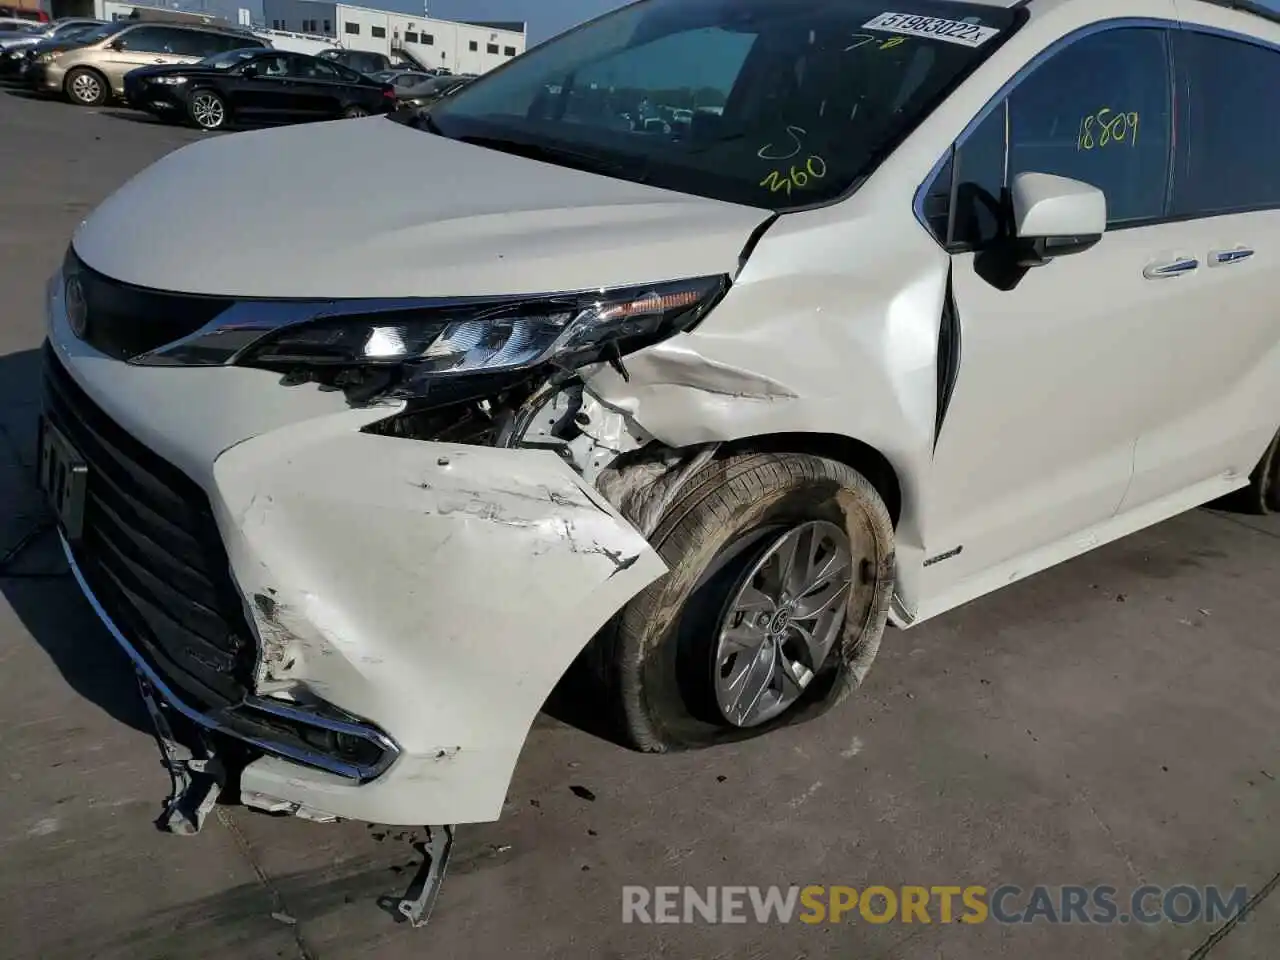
[41,341,256,708]
[42,342,400,781]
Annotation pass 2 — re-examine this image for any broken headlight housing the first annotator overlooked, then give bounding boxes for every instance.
[233,276,728,376]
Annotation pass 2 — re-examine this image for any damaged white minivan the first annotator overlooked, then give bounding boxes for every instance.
[40,0,1280,841]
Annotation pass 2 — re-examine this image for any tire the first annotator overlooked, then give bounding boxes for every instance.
[1238,429,1280,515]
[64,67,107,107]
[187,89,227,130]
[342,104,369,119]
[597,451,896,753]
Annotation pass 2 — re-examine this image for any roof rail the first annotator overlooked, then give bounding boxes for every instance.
[1193,0,1280,28]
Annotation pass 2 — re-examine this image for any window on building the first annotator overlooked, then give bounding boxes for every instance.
[1173,30,1280,217]
[423,33,433,45]
[371,25,386,38]
[323,19,330,32]
[486,43,498,54]
[271,18,281,29]
[469,40,477,51]
[344,22,359,35]
[503,45,516,56]
[404,30,418,43]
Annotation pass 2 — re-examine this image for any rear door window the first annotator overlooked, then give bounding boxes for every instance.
[1172,30,1280,217]
[169,29,225,57]
[119,26,172,53]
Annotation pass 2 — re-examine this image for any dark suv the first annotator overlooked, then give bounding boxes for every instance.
[318,47,390,75]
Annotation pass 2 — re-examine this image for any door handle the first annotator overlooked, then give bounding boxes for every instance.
[1209,247,1255,267]
[1143,257,1200,280]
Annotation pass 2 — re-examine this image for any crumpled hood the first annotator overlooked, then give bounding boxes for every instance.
[72,117,773,299]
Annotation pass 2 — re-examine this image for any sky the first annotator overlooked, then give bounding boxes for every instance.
[418,0,623,43]
[202,0,625,42]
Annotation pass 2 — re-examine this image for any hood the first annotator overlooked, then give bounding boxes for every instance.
[23,36,86,55]
[0,33,43,49]
[72,117,773,300]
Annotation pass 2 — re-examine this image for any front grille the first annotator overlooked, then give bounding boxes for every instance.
[65,249,234,362]
[42,342,256,708]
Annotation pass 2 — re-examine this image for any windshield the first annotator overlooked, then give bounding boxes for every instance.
[201,47,265,69]
[74,21,127,44]
[429,0,1020,210]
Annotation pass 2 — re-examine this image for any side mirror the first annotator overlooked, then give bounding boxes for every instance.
[1011,172,1106,266]
[107,39,124,50]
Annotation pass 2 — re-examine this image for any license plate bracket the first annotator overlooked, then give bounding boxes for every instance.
[38,417,88,542]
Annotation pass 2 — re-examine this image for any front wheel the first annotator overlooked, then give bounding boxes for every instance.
[64,67,107,106]
[187,89,227,130]
[341,104,369,119]
[597,451,896,752]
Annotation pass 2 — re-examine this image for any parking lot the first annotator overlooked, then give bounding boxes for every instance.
[1,86,1279,959]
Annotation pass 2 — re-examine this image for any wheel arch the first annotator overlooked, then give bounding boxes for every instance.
[714,431,903,529]
[63,64,109,103]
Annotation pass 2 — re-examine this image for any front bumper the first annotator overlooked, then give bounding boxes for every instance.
[24,60,61,92]
[123,78,183,112]
[45,269,666,825]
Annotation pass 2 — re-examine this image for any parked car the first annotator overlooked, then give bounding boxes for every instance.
[395,72,474,108]
[317,46,390,75]
[25,19,264,105]
[125,48,396,129]
[0,17,40,34]
[2,19,110,79]
[369,68,433,90]
[0,16,100,49]
[39,0,1280,857]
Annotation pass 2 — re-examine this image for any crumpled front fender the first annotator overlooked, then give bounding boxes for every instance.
[210,415,666,825]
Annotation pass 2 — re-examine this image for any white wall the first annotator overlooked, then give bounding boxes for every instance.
[386,15,524,75]
[258,0,526,73]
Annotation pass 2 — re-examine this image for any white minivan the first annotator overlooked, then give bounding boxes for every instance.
[40,0,1280,835]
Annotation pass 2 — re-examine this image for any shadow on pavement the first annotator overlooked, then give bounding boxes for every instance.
[0,346,151,735]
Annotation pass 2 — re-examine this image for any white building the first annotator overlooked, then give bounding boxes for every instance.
[262,0,525,74]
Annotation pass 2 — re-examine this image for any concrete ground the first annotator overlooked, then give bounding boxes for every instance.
[1,87,1278,960]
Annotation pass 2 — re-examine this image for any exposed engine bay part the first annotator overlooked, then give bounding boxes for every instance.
[366,376,656,486]
[137,672,226,836]
[396,826,456,928]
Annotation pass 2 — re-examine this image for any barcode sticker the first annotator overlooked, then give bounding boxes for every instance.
[862,12,1001,47]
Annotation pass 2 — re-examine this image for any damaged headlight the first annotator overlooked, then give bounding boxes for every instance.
[234,276,727,375]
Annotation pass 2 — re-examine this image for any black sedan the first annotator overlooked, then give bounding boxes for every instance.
[124,48,397,130]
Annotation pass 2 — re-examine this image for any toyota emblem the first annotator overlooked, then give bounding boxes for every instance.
[65,274,88,340]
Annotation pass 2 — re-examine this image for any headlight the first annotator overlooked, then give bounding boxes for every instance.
[234,277,728,375]
[154,75,188,85]
[35,52,56,63]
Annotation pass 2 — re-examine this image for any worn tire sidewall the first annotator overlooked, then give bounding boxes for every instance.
[614,453,895,752]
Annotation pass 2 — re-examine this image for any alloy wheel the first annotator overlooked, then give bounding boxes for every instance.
[711,520,854,728]
[191,92,224,129]
[70,72,101,104]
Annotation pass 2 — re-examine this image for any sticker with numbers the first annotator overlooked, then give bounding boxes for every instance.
[862,12,1001,47]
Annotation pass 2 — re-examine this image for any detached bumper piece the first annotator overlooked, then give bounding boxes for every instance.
[42,343,400,782]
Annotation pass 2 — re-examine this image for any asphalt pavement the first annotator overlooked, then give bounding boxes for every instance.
[0,87,1277,960]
